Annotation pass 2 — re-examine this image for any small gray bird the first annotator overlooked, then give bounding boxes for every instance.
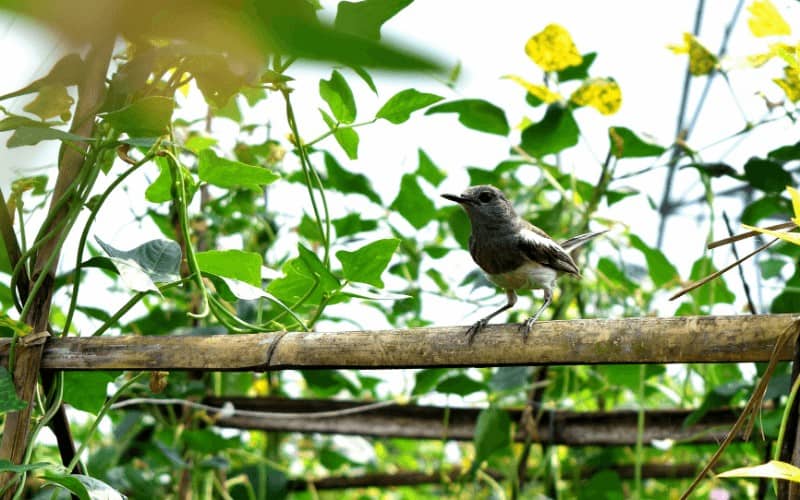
[442,185,606,343]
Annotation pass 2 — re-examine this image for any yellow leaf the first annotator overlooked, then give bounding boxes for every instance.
[789,185,800,224]
[748,0,791,37]
[569,78,622,115]
[719,460,800,482]
[746,43,797,68]
[525,24,583,72]
[742,223,800,246]
[23,84,74,121]
[774,65,800,102]
[669,33,718,76]
[502,75,562,103]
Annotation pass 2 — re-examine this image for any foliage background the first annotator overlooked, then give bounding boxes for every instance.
[0,0,799,498]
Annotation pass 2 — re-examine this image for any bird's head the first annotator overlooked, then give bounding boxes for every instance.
[441,185,517,228]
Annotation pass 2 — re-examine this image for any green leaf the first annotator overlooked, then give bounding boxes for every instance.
[144,156,198,204]
[376,88,443,124]
[489,366,530,391]
[608,126,666,158]
[520,105,579,156]
[472,406,511,471]
[7,127,92,148]
[445,205,472,248]
[743,157,792,193]
[319,70,357,124]
[102,96,174,138]
[412,368,449,395]
[578,470,623,500]
[689,256,735,306]
[391,174,436,229]
[628,234,679,287]
[557,52,597,82]
[320,109,359,159]
[597,257,637,293]
[741,195,791,225]
[760,258,786,279]
[298,213,325,242]
[63,372,119,415]
[336,238,399,288]
[267,244,340,307]
[196,250,262,287]
[95,237,182,292]
[426,98,509,136]
[0,366,27,415]
[332,213,379,238]
[182,429,240,454]
[301,370,358,397]
[23,84,74,120]
[334,0,413,40]
[198,149,280,191]
[436,374,486,396]
[349,65,378,94]
[769,142,800,163]
[606,187,638,206]
[0,53,83,100]
[416,149,446,187]
[323,152,380,203]
[43,472,125,500]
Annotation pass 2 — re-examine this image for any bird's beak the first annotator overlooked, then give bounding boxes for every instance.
[441,193,472,205]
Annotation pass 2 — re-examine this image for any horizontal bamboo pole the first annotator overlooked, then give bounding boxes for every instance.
[135,396,745,446]
[285,464,700,491]
[0,314,796,371]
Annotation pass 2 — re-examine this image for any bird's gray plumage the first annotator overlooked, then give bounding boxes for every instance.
[442,184,606,343]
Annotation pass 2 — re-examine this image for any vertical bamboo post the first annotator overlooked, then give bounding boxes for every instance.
[0,36,114,496]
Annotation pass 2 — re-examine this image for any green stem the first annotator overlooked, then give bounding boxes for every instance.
[280,89,331,265]
[67,372,146,472]
[63,152,154,337]
[305,118,377,148]
[164,150,210,319]
[774,370,800,496]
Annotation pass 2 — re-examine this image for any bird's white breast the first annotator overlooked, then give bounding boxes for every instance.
[487,261,557,290]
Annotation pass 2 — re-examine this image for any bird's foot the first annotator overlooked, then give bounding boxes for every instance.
[518,317,538,341]
[465,318,488,345]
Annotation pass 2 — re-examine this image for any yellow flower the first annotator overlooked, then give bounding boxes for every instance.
[748,0,791,37]
[525,24,583,72]
[502,75,562,103]
[774,66,800,102]
[569,78,622,115]
[669,33,718,76]
[742,186,800,245]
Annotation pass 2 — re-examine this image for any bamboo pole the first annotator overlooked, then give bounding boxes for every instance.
[122,396,747,446]
[0,314,794,371]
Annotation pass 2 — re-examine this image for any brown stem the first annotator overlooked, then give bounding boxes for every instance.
[0,35,115,497]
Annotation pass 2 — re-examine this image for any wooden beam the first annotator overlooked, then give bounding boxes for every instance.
[0,314,795,371]
[140,396,745,446]
[283,464,700,491]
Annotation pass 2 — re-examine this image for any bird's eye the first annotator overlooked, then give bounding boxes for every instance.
[478,192,494,203]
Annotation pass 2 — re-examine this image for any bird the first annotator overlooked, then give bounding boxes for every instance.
[442,185,606,344]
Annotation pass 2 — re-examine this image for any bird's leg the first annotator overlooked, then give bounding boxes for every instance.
[466,289,517,344]
[519,288,552,341]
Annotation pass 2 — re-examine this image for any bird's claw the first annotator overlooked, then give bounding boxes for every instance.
[518,317,537,341]
[465,319,487,345]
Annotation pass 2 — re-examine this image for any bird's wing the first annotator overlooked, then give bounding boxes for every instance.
[517,223,580,276]
[559,230,608,252]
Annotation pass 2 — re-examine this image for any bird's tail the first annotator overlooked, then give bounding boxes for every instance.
[559,230,608,252]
